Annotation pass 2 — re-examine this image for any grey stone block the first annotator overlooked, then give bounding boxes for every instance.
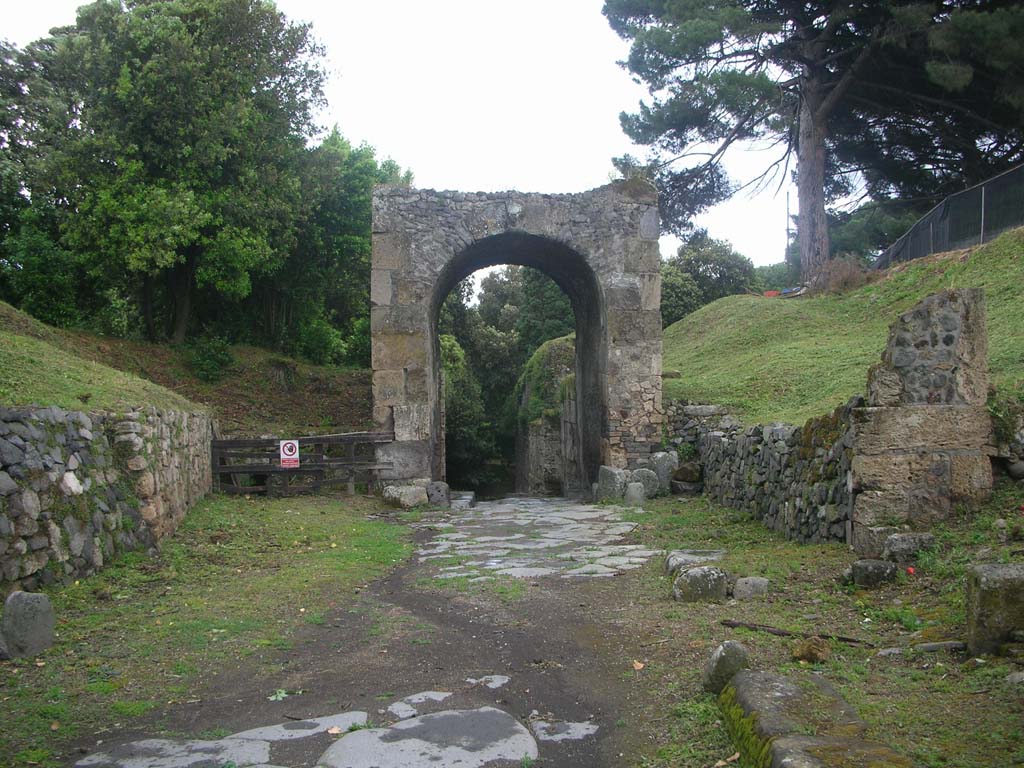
[624,482,645,507]
[1,591,55,658]
[664,549,725,576]
[967,563,1024,655]
[596,465,627,501]
[673,566,729,602]
[426,481,451,507]
[852,559,898,588]
[632,468,660,498]
[881,532,935,564]
[733,576,770,600]
[701,640,749,694]
[382,485,428,509]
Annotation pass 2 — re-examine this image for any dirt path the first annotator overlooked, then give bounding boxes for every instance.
[73,498,665,768]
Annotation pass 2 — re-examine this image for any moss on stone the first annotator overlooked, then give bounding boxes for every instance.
[514,334,576,427]
[718,684,773,768]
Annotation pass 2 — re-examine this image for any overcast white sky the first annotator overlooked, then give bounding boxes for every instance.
[2,0,795,267]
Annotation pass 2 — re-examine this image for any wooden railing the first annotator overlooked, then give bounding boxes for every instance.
[210,432,394,497]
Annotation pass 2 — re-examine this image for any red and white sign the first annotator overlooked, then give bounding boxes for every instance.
[280,439,300,468]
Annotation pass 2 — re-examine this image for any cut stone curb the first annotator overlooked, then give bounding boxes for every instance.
[317,707,538,768]
[719,670,912,767]
[701,640,749,694]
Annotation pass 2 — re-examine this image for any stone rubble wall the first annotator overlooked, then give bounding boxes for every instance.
[0,405,214,591]
[662,288,995,549]
[665,401,856,543]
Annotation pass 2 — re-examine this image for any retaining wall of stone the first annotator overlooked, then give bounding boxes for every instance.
[666,401,856,543]
[0,406,214,591]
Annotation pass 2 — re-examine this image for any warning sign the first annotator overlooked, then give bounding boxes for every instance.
[280,439,300,468]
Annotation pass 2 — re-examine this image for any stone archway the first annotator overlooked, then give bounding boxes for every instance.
[370,181,663,489]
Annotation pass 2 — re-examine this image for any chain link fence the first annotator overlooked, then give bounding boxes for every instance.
[877,163,1024,269]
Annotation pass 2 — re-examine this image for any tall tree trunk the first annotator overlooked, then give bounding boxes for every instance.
[170,250,197,345]
[798,81,830,286]
[142,274,156,341]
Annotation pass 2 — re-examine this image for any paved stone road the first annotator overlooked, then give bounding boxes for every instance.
[416,497,661,580]
[75,497,661,768]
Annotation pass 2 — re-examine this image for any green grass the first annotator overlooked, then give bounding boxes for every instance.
[0,494,411,767]
[0,320,202,413]
[624,483,1024,768]
[662,228,1024,424]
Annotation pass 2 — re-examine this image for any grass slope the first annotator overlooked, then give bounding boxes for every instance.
[0,301,372,435]
[0,305,201,414]
[662,228,1024,425]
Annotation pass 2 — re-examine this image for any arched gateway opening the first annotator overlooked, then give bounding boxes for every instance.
[371,182,663,492]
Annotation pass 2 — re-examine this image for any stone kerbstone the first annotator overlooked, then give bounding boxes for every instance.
[769,735,914,767]
[383,484,428,509]
[624,482,645,507]
[596,465,627,501]
[426,481,450,507]
[733,576,769,600]
[701,640,749,694]
[1,591,55,658]
[881,532,935,564]
[966,563,1024,655]
[673,566,729,602]
[852,559,898,588]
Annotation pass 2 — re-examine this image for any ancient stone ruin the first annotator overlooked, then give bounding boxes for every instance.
[370,182,664,490]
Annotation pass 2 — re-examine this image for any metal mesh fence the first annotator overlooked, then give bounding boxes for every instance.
[877,163,1024,269]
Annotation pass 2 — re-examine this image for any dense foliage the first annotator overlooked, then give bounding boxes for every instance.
[0,0,408,363]
[604,1,1024,284]
[660,230,757,326]
[438,265,576,489]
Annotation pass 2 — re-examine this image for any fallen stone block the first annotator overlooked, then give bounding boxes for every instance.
[624,482,645,507]
[733,576,769,600]
[673,461,702,483]
[967,563,1024,655]
[382,484,428,509]
[882,532,936,564]
[632,468,660,498]
[596,465,627,501]
[664,549,725,576]
[0,591,55,658]
[673,565,729,602]
[426,481,450,507]
[701,640,749,694]
[647,451,679,493]
[851,559,898,588]
[769,734,914,767]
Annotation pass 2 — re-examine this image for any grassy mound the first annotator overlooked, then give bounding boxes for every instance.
[662,228,1024,425]
[0,301,372,435]
[0,302,201,414]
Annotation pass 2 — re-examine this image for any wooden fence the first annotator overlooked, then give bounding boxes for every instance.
[211,432,394,496]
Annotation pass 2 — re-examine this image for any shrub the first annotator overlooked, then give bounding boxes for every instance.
[814,256,877,294]
[189,334,234,382]
[344,316,371,367]
[92,287,139,338]
[296,318,347,366]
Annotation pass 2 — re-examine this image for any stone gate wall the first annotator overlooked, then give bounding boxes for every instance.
[665,289,994,549]
[371,182,663,487]
[0,406,214,591]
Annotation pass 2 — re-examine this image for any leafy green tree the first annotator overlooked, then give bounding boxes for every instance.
[30,0,326,343]
[514,267,574,360]
[604,1,1024,285]
[753,262,796,293]
[477,266,523,332]
[672,231,754,303]
[439,333,493,487]
[659,263,703,327]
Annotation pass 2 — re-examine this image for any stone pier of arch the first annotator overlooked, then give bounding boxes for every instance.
[370,181,664,490]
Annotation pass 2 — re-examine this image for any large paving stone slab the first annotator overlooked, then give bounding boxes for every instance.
[231,712,367,742]
[75,738,270,768]
[317,707,538,768]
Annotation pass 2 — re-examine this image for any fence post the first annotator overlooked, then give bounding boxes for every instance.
[980,184,986,244]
